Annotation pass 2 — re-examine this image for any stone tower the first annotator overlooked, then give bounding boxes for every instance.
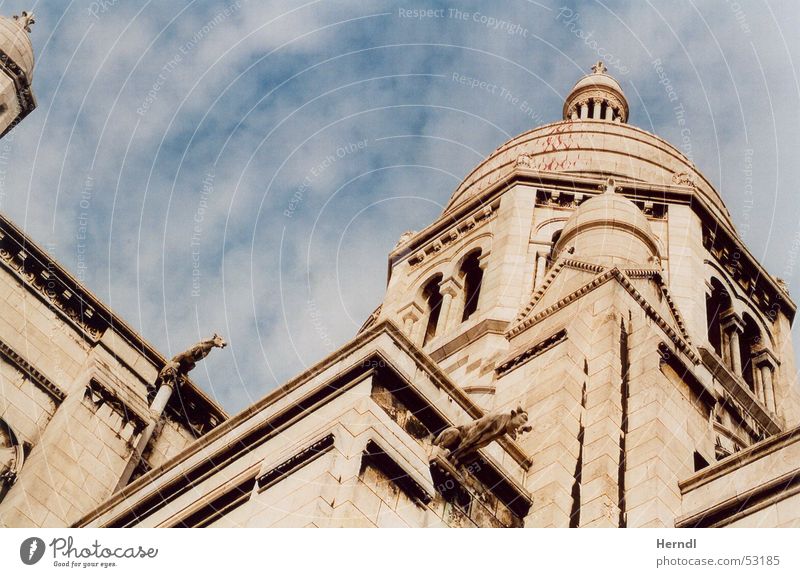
[0,11,36,137]
[77,64,800,529]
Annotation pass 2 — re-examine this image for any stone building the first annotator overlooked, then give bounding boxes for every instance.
[0,15,799,527]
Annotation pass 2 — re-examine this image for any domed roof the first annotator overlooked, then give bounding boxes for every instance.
[554,178,660,267]
[563,61,629,122]
[0,12,35,80]
[444,119,733,229]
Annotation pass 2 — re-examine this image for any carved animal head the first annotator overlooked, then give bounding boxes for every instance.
[509,406,530,431]
[210,333,227,349]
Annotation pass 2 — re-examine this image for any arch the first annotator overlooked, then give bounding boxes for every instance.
[459,248,484,322]
[706,276,731,357]
[704,260,775,347]
[421,274,444,346]
[533,217,569,243]
[739,313,761,393]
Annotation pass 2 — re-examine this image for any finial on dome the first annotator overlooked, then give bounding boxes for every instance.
[600,177,621,195]
[13,11,35,33]
[591,61,607,74]
[563,62,629,123]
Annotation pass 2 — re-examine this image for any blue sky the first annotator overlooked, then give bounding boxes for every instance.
[2,0,800,412]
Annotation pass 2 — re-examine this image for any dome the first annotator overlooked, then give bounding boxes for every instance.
[554,178,660,267]
[563,61,628,123]
[444,119,733,229]
[0,12,35,80]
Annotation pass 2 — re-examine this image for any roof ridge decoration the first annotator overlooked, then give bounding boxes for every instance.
[507,262,699,362]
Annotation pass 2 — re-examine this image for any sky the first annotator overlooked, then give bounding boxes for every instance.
[1,0,800,413]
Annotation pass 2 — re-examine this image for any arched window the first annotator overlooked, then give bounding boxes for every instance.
[739,313,761,393]
[549,229,562,263]
[706,278,730,357]
[460,250,484,322]
[422,274,443,346]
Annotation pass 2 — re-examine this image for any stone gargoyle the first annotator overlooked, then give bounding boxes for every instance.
[432,406,532,466]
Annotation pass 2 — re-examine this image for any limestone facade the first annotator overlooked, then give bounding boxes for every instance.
[2,48,800,528]
[75,63,800,528]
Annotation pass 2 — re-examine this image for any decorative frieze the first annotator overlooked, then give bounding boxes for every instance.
[407,205,495,268]
[0,230,104,341]
[0,337,65,402]
[702,223,789,321]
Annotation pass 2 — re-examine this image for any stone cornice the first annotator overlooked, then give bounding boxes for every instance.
[509,266,698,362]
[496,328,568,376]
[0,337,65,402]
[698,347,781,436]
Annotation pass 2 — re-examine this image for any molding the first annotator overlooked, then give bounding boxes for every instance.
[428,318,508,362]
[508,266,698,362]
[676,467,800,528]
[0,337,65,402]
[679,425,800,493]
[362,439,433,505]
[257,433,335,492]
[496,329,568,376]
[85,379,148,434]
[698,347,780,436]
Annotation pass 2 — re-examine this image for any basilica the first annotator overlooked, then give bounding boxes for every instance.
[1,12,799,528]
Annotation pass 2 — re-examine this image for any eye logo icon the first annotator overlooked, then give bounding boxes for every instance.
[20,537,45,565]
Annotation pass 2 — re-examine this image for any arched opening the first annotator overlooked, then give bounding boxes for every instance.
[422,274,443,346]
[706,278,730,357]
[739,313,761,393]
[460,250,484,322]
[547,229,563,268]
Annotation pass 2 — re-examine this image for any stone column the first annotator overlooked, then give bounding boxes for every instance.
[605,104,614,121]
[753,350,779,414]
[534,251,548,288]
[592,98,602,119]
[437,277,462,335]
[398,302,424,344]
[571,107,579,120]
[721,312,744,376]
[580,100,589,119]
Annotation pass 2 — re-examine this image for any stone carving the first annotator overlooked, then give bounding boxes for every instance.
[0,420,23,489]
[394,230,417,248]
[13,11,35,33]
[433,407,532,465]
[592,61,607,74]
[672,171,696,188]
[158,333,227,389]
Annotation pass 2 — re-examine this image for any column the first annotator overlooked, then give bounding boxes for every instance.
[754,364,765,404]
[761,365,775,413]
[605,105,614,121]
[534,251,548,288]
[721,312,744,376]
[753,350,779,414]
[580,100,589,119]
[398,302,424,343]
[436,278,462,335]
[592,98,602,119]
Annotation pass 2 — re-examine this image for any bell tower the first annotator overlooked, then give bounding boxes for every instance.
[365,62,800,526]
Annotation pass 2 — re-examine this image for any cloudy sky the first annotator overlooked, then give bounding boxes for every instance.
[2,0,799,413]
